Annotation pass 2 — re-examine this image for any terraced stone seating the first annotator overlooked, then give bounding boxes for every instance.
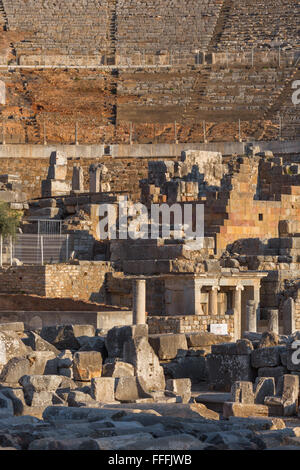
[116,0,223,62]
[3,0,110,56]
[216,0,300,51]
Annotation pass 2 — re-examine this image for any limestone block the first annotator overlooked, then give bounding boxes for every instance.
[47,164,68,181]
[67,391,96,408]
[30,391,55,407]
[23,331,59,355]
[105,325,148,358]
[19,374,62,394]
[223,402,269,418]
[102,360,134,378]
[41,179,70,198]
[231,381,254,404]
[186,332,231,348]
[207,353,255,392]
[91,377,115,403]
[0,351,57,384]
[49,151,67,166]
[166,378,191,404]
[114,377,152,402]
[0,330,30,368]
[123,336,165,392]
[258,366,287,382]
[28,206,62,219]
[251,346,283,369]
[148,334,187,360]
[40,325,95,350]
[211,340,253,356]
[227,416,285,431]
[0,357,33,385]
[163,356,207,383]
[77,336,107,360]
[73,351,102,381]
[94,433,154,451]
[37,198,57,208]
[254,377,276,405]
[265,375,299,417]
[0,322,24,333]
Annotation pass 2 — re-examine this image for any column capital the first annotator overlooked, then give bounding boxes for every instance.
[235,284,244,291]
[211,285,220,291]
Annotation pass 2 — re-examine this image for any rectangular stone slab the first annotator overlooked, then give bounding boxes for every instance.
[223,402,269,418]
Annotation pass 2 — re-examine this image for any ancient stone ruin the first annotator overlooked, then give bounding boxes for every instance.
[0,0,299,454]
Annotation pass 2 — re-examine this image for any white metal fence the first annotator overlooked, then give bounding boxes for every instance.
[0,234,70,266]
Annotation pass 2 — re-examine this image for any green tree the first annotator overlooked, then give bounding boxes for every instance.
[0,202,22,239]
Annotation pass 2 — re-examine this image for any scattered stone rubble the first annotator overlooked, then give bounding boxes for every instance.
[1,321,300,450]
[0,174,28,210]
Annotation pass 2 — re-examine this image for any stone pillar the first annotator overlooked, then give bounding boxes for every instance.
[184,278,203,315]
[89,164,111,193]
[209,286,219,315]
[132,279,146,325]
[283,297,295,335]
[72,165,84,192]
[233,285,244,341]
[89,164,101,193]
[253,284,261,323]
[41,151,71,197]
[268,309,279,334]
[246,299,257,332]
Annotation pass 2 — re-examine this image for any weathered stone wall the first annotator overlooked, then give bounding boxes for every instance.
[118,66,294,123]
[0,155,174,200]
[0,262,113,302]
[0,309,132,330]
[147,314,234,335]
[205,157,300,253]
[106,274,165,314]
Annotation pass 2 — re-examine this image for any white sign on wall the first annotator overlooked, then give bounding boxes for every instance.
[210,323,228,335]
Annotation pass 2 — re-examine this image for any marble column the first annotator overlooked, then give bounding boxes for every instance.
[233,285,244,341]
[132,279,146,325]
[268,309,279,334]
[246,299,257,332]
[209,286,219,315]
[253,284,261,323]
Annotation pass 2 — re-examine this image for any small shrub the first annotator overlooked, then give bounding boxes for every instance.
[0,202,22,239]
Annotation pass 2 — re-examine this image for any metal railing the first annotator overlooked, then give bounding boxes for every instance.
[0,233,70,266]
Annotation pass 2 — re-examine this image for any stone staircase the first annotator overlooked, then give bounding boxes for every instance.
[19,72,40,143]
[208,0,233,51]
[182,67,212,124]
[107,0,117,64]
